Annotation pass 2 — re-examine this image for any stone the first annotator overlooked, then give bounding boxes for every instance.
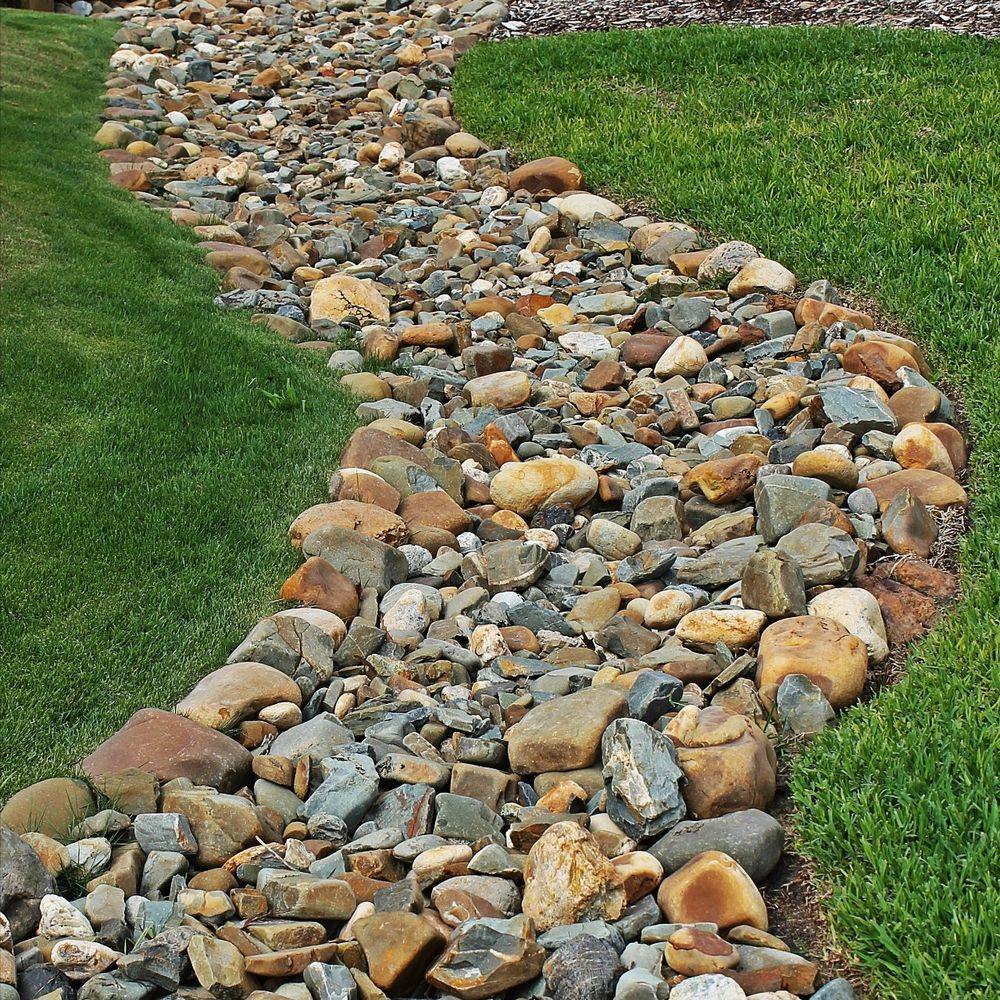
[509,156,585,194]
[522,823,627,932]
[666,707,776,819]
[301,525,408,595]
[161,787,269,867]
[188,936,253,997]
[674,608,766,650]
[807,588,888,663]
[304,754,380,832]
[491,456,599,516]
[50,940,120,981]
[757,616,868,709]
[649,810,784,882]
[465,370,532,408]
[892,423,956,477]
[587,518,643,560]
[507,686,627,773]
[666,927,739,975]
[427,915,546,999]
[881,488,938,558]
[310,275,390,326]
[555,192,625,224]
[177,661,302,729]
[601,718,686,839]
[82,709,251,792]
[543,933,622,1000]
[654,335,707,377]
[0,827,55,939]
[352,912,443,993]
[728,259,795,297]
[669,975,747,1000]
[290,500,408,548]
[774,524,860,586]
[0,778,94,840]
[741,549,807,618]
[657,851,767,931]
[775,675,835,735]
[281,557,360,619]
[263,875,356,920]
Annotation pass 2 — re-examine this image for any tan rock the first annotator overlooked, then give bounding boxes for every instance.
[611,851,664,903]
[397,322,456,349]
[667,705,776,818]
[0,778,94,839]
[657,850,767,931]
[341,372,391,401]
[654,335,708,377]
[188,935,255,998]
[506,686,627,774]
[683,454,765,504]
[490,455,599,516]
[310,274,390,325]
[329,468,401,511]
[674,608,766,650]
[522,822,627,932]
[289,501,408,548]
[727,258,795,297]
[756,615,868,709]
[867,468,968,509]
[177,662,302,729]
[465,370,531,408]
[161,787,272,867]
[644,589,694,629]
[20,833,71,875]
[665,927,739,976]
[397,490,471,535]
[892,423,956,478]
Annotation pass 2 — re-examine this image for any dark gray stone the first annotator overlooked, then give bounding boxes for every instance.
[544,933,622,1000]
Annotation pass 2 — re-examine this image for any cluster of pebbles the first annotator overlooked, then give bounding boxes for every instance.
[1,1,970,1000]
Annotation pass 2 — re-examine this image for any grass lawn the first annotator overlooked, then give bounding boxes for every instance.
[0,10,359,799]
[456,26,1000,999]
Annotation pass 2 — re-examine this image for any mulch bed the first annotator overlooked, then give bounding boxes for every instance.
[498,0,999,39]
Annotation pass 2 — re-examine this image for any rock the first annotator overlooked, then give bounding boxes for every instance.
[807,587,888,663]
[491,456,599,515]
[161,787,269,867]
[670,975,747,1000]
[0,826,56,939]
[290,500,408,548]
[665,927,739,976]
[543,933,622,1000]
[303,754,380,832]
[587,518,643,560]
[657,851,767,931]
[741,549,807,618]
[353,912,443,993]
[666,707,776,819]
[281,557,360,620]
[188,936,253,998]
[263,875,356,920]
[426,915,546,999]
[881,488,938,558]
[50,940,120,981]
[522,822,627,932]
[301,524,408,595]
[775,675,835,735]
[601,718,686,839]
[465,370,532,408]
[176,661,301,729]
[757,615,867,709]
[39,893,96,939]
[727,259,795,297]
[0,778,94,840]
[554,192,625,224]
[507,686,627,774]
[648,810,784,882]
[893,423,956,477]
[775,524,860,586]
[698,242,759,283]
[869,467,966,510]
[674,608,766,650]
[82,709,251,792]
[310,274,390,325]
[509,156,585,194]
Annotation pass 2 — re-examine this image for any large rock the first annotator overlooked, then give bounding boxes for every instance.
[522,822,627,931]
[339,427,430,473]
[506,686,627,774]
[161,787,272,866]
[756,616,868,709]
[666,707,776,819]
[649,810,784,882]
[176,661,301,729]
[0,778,93,840]
[490,456,598,516]
[601,718,686,839]
[657,850,767,931]
[82,709,251,792]
[0,826,56,940]
[280,556,360,620]
[426,915,546,999]
[289,501,408,548]
[301,524,409,595]
[310,274,390,325]
[353,912,444,993]
[508,156,585,194]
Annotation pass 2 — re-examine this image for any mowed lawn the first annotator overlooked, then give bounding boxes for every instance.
[456,26,1000,999]
[0,11,359,798]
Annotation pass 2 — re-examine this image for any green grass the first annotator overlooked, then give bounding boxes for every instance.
[456,26,1000,1000]
[0,10,359,798]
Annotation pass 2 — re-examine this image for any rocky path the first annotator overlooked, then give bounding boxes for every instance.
[0,2,970,999]
[496,0,999,39]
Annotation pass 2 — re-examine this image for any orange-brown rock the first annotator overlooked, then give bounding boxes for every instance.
[289,500,408,548]
[82,708,251,792]
[508,156,584,194]
[280,556,359,619]
[682,454,765,504]
[926,421,968,472]
[397,322,456,349]
[329,468,401,511]
[794,298,874,329]
[756,616,867,709]
[889,385,941,426]
[665,927,740,976]
[657,850,768,931]
[867,468,968,510]
[397,490,472,536]
[353,912,444,993]
[666,706,776,819]
[842,340,918,391]
[892,423,956,478]
[611,851,664,903]
[339,426,431,472]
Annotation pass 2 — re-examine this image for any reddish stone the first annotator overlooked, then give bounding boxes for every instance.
[339,427,430,472]
[508,156,585,194]
[82,709,252,793]
[397,491,472,536]
[621,333,672,369]
[871,558,958,603]
[280,556,359,620]
[855,575,938,646]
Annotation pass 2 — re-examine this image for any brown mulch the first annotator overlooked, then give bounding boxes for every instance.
[498,0,999,39]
